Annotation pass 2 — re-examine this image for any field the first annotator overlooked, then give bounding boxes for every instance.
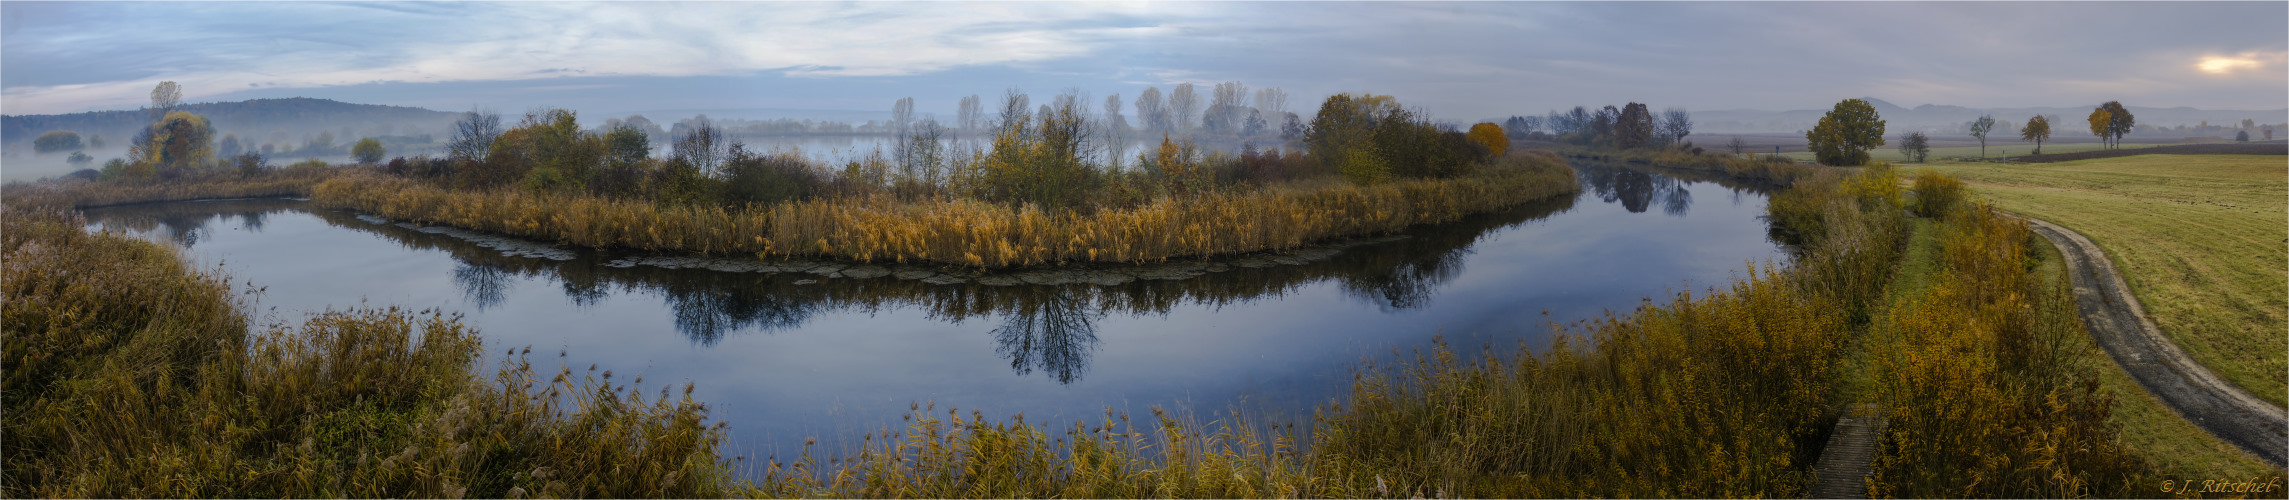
[1785,139,2220,163]
[1917,155,2287,475]
[1700,132,2204,159]
[1915,154,2285,407]
[1875,212,2278,480]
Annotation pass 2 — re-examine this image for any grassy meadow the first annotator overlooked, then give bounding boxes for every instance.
[1785,139,2215,163]
[1916,155,2285,408]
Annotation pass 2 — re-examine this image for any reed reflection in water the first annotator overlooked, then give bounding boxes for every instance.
[83,161,1785,460]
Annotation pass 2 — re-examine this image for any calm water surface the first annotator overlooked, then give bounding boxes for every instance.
[85,162,1785,465]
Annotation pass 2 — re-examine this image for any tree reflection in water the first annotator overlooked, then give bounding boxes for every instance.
[991,290,1100,384]
[452,262,514,311]
[80,164,1771,384]
[1582,162,1705,216]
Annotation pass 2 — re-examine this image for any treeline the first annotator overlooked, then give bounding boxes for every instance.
[3,97,456,155]
[33,82,1569,268]
[1498,103,1696,150]
[376,89,1512,216]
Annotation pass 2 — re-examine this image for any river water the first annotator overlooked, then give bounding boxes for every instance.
[84,161,1786,464]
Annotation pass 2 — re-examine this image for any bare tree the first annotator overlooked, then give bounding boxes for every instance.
[1102,94,1130,170]
[1134,87,1168,135]
[674,117,724,174]
[1202,81,1248,136]
[1169,83,1199,135]
[1899,131,1931,163]
[905,119,947,186]
[149,81,182,121]
[1045,89,1095,159]
[449,107,502,162]
[1279,112,1305,143]
[891,97,916,135]
[1967,114,1995,159]
[1660,107,1692,146]
[956,94,983,135]
[997,89,1031,134]
[1727,136,1748,156]
[1252,87,1288,121]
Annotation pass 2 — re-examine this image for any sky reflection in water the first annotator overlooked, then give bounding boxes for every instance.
[84,161,1785,464]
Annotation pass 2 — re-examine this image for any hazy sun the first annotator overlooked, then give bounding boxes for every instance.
[2197,54,2264,75]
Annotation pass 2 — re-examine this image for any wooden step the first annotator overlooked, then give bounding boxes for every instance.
[1809,403,1888,499]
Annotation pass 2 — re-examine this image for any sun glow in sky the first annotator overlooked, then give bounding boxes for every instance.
[2197,54,2269,75]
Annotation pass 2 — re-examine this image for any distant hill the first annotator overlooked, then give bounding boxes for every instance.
[1693,97,2288,137]
[2,97,460,151]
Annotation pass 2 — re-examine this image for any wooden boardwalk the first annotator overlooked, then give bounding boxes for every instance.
[1809,403,1888,499]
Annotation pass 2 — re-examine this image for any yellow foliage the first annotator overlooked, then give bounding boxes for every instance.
[1466,123,1508,158]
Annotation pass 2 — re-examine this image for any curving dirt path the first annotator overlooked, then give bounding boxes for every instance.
[2023,216,2288,466]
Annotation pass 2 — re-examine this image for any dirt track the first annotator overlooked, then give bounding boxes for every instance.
[2015,142,2287,163]
[2023,217,2287,466]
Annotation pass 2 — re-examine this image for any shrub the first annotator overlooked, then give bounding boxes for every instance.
[1908,169,1964,218]
[1466,122,1509,157]
[1337,144,1390,186]
[651,158,719,207]
[722,146,823,206]
[32,130,82,153]
[352,137,386,164]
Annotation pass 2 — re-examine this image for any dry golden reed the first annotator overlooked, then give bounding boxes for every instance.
[311,152,1577,267]
[2,207,736,498]
[2,165,335,211]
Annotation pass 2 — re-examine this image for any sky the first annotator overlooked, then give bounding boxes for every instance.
[4,1,2285,124]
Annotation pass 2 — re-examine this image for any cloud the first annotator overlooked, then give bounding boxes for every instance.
[2,2,1201,114]
[4,2,2283,119]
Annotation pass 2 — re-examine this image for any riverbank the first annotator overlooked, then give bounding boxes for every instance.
[2,163,335,210]
[738,164,2274,498]
[0,206,742,497]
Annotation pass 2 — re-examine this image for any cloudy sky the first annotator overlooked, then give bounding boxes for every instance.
[4,1,2283,122]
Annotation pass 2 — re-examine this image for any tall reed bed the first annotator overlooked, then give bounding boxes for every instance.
[1,207,738,497]
[1,164,337,210]
[312,151,1577,267]
[1867,201,2158,497]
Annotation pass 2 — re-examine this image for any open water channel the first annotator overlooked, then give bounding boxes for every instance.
[84,161,1788,466]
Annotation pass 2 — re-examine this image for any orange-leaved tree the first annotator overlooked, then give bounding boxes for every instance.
[2019,115,2050,155]
[1466,122,1509,158]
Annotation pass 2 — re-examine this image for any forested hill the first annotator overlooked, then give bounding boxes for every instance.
[3,97,458,148]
